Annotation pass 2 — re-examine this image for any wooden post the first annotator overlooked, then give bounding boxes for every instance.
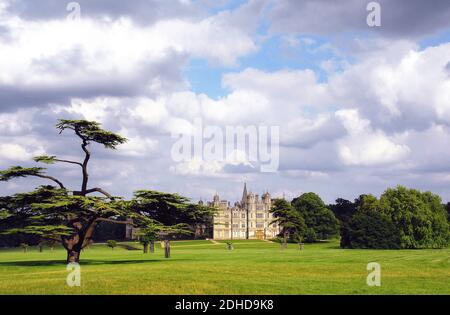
[150,241,155,253]
[164,240,170,258]
[282,233,288,249]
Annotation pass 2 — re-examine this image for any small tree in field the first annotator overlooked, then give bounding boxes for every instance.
[107,240,117,250]
[38,240,45,252]
[20,243,29,253]
[0,119,214,263]
[270,198,306,248]
[139,227,158,254]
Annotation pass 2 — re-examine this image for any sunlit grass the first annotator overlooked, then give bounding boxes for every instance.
[0,239,448,294]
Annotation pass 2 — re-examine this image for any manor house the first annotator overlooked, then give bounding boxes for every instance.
[207,183,279,240]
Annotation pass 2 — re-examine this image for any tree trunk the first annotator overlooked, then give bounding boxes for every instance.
[39,245,43,252]
[143,243,149,254]
[150,241,154,253]
[282,232,288,249]
[164,240,170,258]
[67,249,81,263]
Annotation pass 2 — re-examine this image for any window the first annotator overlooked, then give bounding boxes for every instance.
[241,213,246,218]
[225,223,229,228]
[241,223,245,228]
[256,223,264,228]
[232,224,239,228]
[256,213,264,219]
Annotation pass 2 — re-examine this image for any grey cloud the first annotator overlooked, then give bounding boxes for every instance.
[268,0,450,39]
[0,50,188,111]
[6,0,205,25]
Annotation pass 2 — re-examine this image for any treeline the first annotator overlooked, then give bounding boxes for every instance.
[272,186,450,249]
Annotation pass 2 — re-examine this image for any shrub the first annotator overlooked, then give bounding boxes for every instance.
[106,240,117,250]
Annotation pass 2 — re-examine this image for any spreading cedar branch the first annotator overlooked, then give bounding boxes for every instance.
[0,119,215,263]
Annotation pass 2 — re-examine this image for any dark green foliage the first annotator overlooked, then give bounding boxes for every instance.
[33,156,57,164]
[379,187,449,248]
[303,228,317,243]
[93,221,126,242]
[328,198,358,224]
[446,202,450,222]
[0,166,46,181]
[341,187,449,249]
[292,193,339,242]
[271,198,307,242]
[130,190,216,237]
[341,211,400,249]
[56,119,127,149]
[139,228,158,254]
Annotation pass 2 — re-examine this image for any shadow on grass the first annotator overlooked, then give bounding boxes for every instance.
[0,258,193,267]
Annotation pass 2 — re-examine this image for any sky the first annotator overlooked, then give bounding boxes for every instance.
[1,0,450,204]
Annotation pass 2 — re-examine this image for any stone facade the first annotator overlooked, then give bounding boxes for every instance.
[209,183,279,240]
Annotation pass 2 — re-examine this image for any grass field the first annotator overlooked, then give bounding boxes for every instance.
[0,239,448,295]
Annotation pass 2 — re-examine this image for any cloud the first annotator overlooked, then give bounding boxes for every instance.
[0,141,44,162]
[335,109,410,166]
[4,0,205,25]
[268,0,450,39]
[0,6,257,111]
[328,43,450,132]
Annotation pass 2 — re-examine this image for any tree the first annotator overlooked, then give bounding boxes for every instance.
[270,198,307,245]
[20,243,29,253]
[445,202,450,223]
[378,187,449,249]
[107,240,117,250]
[292,193,339,242]
[130,190,215,237]
[0,119,206,263]
[38,240,45,252]
[138,226,159,254]
[341,187,449,249]
[341,210,400,249]
[328,198,357,224]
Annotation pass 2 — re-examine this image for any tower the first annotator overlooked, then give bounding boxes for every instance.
[213,193,220,206]
[241,183,250,239]
[241,182,248,205]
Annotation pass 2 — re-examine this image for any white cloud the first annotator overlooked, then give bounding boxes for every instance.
[0,142,44,162]
[0,8,257,108]
[329,43,450,131]
[336,109,410,166]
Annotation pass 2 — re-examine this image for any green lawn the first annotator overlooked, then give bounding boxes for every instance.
[0,239,448,295]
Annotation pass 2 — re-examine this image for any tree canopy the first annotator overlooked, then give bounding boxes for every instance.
[270,198,306,242]
[292,192,340,242]
[340,187,449,249]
